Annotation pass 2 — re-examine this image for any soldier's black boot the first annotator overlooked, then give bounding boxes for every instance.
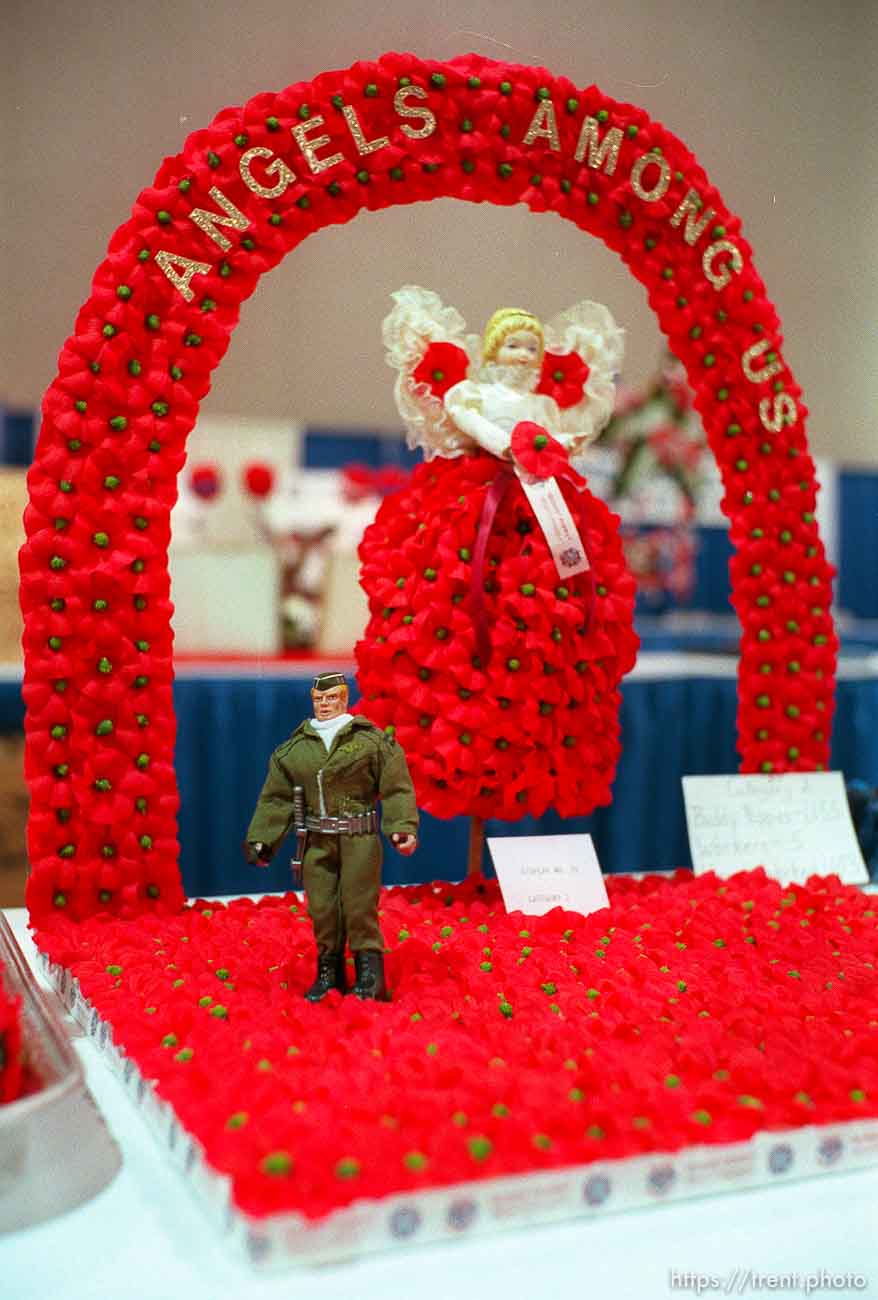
[352,951,390,1002]
[304,951,347,1001]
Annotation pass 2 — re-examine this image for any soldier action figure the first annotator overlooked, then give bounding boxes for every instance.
[244,673,418,1002]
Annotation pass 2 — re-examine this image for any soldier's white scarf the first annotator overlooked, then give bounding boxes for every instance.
[311,713,354,752]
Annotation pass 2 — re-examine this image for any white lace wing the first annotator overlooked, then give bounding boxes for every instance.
[544,301,625,457]
[383,285,479,459]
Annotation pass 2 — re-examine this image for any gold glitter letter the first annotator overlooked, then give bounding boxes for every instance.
[291,118,344,175]
[341,104,390,156]
[670,190,716,245]
[703,239,744,291]
[239,147,297,198]
[742,339,783,385]
[573,117,623,175]
[154,250,213,303]
[188,187,250,252]
[522,100,561,151]
[394,86,437,140]
[630,151,671,203]
[759,394,798,432]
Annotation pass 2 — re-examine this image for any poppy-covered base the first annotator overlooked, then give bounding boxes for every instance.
[34,871,878,1268]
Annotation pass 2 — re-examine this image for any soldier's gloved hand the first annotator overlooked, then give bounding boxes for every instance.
[391,832,418,857]
[244,841,272,866]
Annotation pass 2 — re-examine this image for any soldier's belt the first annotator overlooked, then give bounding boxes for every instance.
[304,811,378,835]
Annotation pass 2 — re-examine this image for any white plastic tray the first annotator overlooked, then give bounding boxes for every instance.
[40,946,878,1269]
[0,913,120,1233]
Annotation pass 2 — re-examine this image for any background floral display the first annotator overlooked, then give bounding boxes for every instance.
[594,353,706,606]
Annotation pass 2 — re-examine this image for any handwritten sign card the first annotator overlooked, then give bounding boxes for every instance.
[682,771,869,887]
[486,834,609,918]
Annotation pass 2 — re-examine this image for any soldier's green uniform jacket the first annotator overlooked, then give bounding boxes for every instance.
[246,716,418,955]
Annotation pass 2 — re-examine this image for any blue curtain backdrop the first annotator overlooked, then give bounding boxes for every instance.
[303,428,422,471]
[0,409,34,466]
[838,470,878,619]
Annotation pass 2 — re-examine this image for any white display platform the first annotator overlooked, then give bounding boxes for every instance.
[2,907,877,1300]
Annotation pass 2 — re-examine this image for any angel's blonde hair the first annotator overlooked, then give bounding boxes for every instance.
[482,308,544,364]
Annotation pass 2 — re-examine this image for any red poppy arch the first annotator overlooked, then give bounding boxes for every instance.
[20,52,837,928]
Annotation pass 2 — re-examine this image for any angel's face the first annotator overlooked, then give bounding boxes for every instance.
[495,328,541,370]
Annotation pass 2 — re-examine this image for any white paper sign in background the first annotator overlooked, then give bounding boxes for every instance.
[682,771,868,887]
[486,834,609,918]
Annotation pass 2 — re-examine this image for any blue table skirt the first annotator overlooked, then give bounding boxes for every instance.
[2,663,876,897]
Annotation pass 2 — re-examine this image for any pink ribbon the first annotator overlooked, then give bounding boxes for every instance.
[470,465,515,668]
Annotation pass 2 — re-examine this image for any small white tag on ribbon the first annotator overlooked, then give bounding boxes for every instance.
[518,473,591,578]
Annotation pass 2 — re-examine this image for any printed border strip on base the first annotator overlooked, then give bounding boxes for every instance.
[42,953,878,1270]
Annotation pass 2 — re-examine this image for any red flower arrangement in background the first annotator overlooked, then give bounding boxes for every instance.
[0,966,24,1104]
[598,355,703,505]
[341,464,410,502]
[594,355,704,606]
[188,461,222,501]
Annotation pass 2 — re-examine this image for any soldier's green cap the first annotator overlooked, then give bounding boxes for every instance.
[312,672,347,691]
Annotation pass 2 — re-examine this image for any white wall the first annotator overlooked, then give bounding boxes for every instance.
[3,0,876,462]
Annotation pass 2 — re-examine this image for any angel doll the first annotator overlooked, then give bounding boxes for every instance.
[354,286,638,834]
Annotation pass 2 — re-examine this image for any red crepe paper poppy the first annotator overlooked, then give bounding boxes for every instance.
[510,422,573,481]
[536,350,590,409]
[241,462,275,500]
[413,342,470,399]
